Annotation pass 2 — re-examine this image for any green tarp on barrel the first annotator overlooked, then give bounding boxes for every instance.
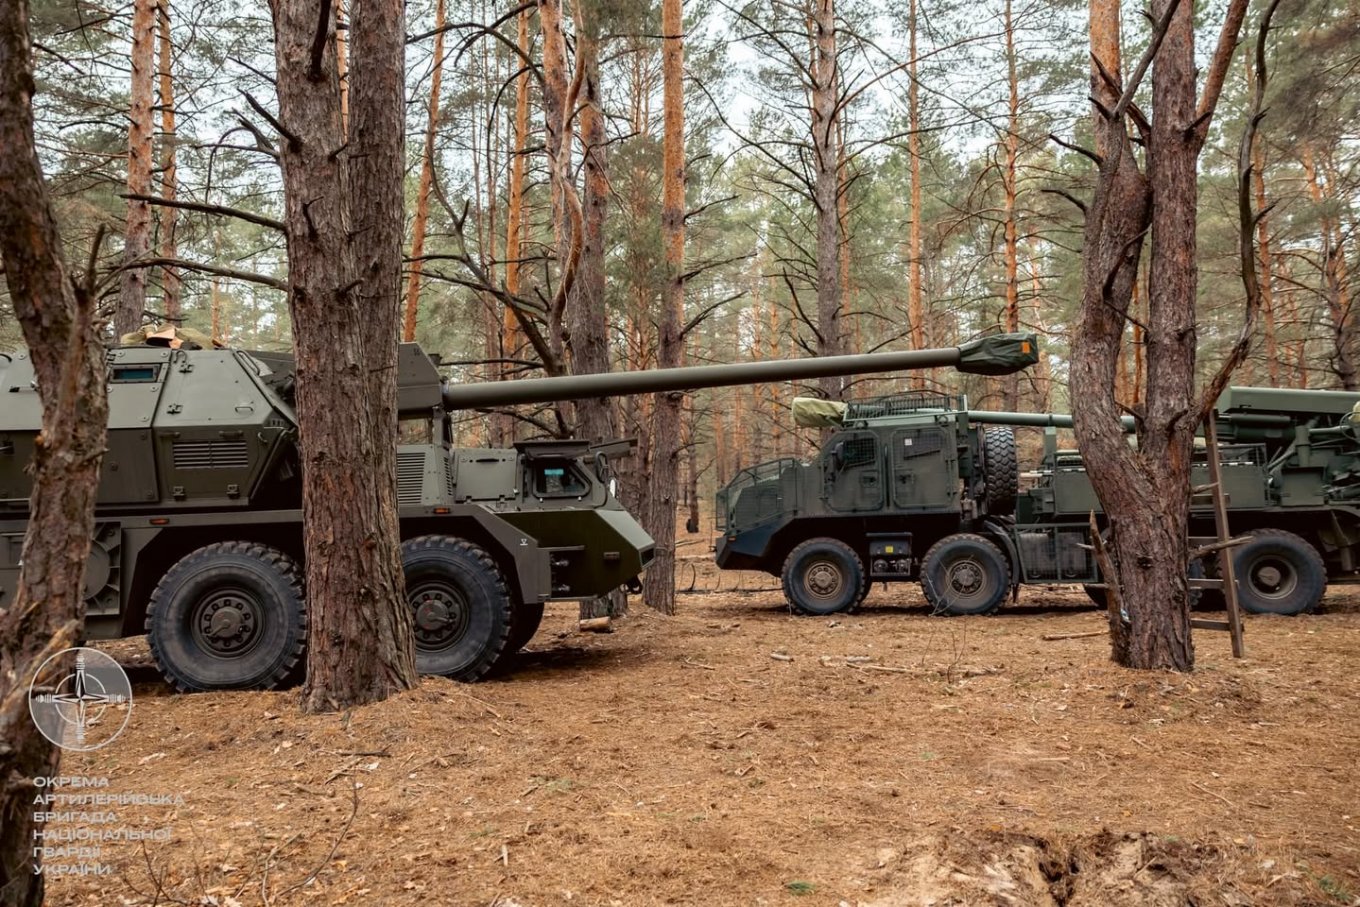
[956,333,1039,376]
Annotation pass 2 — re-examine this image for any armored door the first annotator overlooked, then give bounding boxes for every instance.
[824,432,884,512]
[890,426,958,510]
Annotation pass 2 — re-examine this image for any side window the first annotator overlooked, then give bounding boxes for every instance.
[532,460,590,497]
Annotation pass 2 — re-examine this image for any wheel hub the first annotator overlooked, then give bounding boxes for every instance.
[947,560,983,595]
[1249,557,1296,599]
[805,561,843,599]
[194,592,260,656]
[410,583,469,649]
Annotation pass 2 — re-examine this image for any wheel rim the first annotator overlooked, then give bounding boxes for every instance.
[191,587,265,658]
[410,580,471,651]
[943,555,992,607]
[802,559,845,603]
[1247,555,1298,601]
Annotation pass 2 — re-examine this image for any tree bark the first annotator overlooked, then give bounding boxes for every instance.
[269,0,417,713]
[1072,0,1249,671]
[810,0,842,401]
[643,0,685,616]
[157,0,180,320]
[118,0,157,337]
[0,0,110,894]
[1000,0,1021,410]
[403,0,446,342]
[1247,60,1278,387]
[567,1,614,448]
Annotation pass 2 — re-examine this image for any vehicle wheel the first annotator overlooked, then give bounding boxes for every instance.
[507,601,545,653]
[402,536,512,681]
[781,538,866,616]
[981,428,1019,517]
[146,542,307,692]
[1232,529,1326,616]
[920,533,1009,616]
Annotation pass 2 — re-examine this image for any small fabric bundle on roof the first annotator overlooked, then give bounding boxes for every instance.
[791,396,848,428]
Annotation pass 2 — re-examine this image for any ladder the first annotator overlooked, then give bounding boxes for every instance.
[1187,412,1247,658]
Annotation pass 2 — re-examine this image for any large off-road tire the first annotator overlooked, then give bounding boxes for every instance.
[920,533,1009,616]
[1233,529,1327,616]
[507,601,545,653]
[981,428,1019,517]
[146,542,307,692]
[402,535,512,681]
[781,538,867,616]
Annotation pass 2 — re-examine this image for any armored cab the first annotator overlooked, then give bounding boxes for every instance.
[0,333,1038,691]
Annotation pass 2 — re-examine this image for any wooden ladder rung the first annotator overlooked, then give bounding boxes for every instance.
[1189,577,1224,589]
[1191,618,1231,631]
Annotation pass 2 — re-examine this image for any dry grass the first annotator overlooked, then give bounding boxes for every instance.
[49,583,1360,906]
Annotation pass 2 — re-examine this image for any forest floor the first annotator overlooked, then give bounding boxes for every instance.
[46,577,1360,907]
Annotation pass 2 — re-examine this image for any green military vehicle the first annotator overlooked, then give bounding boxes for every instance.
[0,333,1038,690]
[716,385,1360,618]
[1004,386,1360,616]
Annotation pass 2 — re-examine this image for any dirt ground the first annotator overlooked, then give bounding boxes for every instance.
[45,580,1360,907]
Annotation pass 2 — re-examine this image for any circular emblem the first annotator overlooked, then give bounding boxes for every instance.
[28,647,132,752]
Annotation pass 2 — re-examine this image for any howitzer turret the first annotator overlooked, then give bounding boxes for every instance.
[0,333,1037,691]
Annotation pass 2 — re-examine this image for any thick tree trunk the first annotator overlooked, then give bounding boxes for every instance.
[1073,0,1248,671]
[270,0,416,713]
[157,0,180,320]
[402,0,446,342]
[810,0,842,401]
[118,0,157,337]
[643,0,685,616]
[0,0,110,895]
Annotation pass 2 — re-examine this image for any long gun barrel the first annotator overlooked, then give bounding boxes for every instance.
[966,410,1138,430]
[441,333,1039,410]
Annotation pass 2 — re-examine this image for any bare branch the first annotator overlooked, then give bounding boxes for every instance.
[119,193,285,232]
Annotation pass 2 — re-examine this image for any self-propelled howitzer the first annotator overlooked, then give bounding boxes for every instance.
[0,333,1038,690]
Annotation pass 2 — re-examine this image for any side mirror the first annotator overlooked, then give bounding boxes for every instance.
[593,451,610,483]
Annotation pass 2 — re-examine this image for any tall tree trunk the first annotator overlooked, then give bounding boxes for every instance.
[906,0,925,388]
[497,3,532,448]
[1000,0,1021,410]
[1247,61,1278,387]
[0,0,110,894]
[567,1,614,446]
[810,0,842,401]
[270,0,417,713]
[118,0,157,337]
[403,0,446,342]
[1072,0,1249,671]
[570,1,621,620]
[538,0,582,371]
[157,0,180,320]
[643,0,685,616]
